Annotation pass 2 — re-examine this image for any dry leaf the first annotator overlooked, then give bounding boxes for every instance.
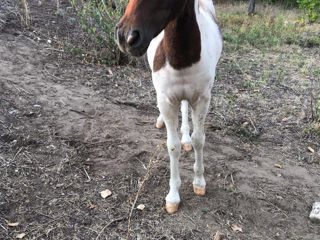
[307,147,315,153]
[137,204,145,211]
[274,163,282,169]
[6,221,19,227]
[16,233,26,239]
[89,204,95,209]
[213,231,224,240]
[242,122,249,127]
[100,189,112,199]
[282,116,292,122]
[231,224,243,233]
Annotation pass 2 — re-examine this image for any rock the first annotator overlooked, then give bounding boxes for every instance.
[310,202,320,223]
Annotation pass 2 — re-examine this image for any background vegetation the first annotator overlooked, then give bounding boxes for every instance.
[68,0,319,124]
[1,0,319,125]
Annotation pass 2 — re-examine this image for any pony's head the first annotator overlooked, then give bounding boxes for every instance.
[115,0,186,56]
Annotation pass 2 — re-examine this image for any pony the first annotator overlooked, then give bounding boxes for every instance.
[115,0,222,213]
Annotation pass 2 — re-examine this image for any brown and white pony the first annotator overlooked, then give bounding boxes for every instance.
[115,0,222,213]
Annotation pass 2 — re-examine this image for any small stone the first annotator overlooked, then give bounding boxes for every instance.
[9,109,19,115]
[310,202,320,223]
[137,204,145,211]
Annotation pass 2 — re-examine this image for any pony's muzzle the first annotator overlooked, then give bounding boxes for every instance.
[115,23,147,57]
[127,30,141,48]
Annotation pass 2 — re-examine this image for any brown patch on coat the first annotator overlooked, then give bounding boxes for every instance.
[153,40,166,72]
[153,0,201,72]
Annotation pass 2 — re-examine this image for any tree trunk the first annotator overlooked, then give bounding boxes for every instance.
[248,0,255,15]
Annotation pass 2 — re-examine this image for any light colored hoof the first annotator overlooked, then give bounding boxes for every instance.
[193,186,206,196]
[182,143,192,152]
[155,121,164,129]
[165,203,179,214]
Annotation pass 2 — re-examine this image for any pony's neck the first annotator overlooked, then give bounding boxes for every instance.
[163,0,201,69]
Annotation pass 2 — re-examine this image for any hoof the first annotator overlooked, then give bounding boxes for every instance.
[165,203,179,214]
[182,143,192,152]
[156,121,164,129]
[193,186,206,196]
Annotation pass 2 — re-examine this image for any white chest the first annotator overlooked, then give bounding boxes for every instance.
[146,3,222,105]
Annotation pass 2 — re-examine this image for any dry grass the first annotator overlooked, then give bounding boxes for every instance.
[0,0,19,31]
[215,2,302,20]
[0,0,31,30]
[20,0,31,29]
[215,2,320,50]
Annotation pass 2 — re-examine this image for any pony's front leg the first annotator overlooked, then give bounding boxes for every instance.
[158,100,181,214]
[155,113,164,129]
[191,96,210,196]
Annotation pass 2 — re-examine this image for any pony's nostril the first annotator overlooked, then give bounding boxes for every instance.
[127,30,140,47]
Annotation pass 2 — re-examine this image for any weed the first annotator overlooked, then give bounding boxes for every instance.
[232,126,260,142]
[70,0,129,65]
[305,122,320,137]
[219,12,303,50]
[216,3,319,50]
[20,0,31,29]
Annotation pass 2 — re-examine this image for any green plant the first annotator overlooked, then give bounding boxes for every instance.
[219,12,304,50]
[70,0,128,64]
[297,0,320,22]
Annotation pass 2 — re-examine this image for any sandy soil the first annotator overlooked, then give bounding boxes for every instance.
[0,1,320,239]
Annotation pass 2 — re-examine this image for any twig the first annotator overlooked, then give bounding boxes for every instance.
[44,47,64,52]
[43,69,64,81]
[83,166,91,182]
[70,109,94,119]
[95,217,125,240]
[182,213,197,226]
[0,223,7,232]
[248,117,258,134]
[12,147,23,161]
[309,77,316,120]
[135,157,147,170]
[230,172,235,185]
[114,100,138,108]
[126,144,165,240]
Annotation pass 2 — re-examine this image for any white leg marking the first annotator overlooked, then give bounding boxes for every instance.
[158,100,181,212]
[180,100,192,151]
[191,97,210,195]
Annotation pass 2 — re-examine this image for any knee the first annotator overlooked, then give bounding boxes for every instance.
[191,132,205,149]
[167,137,181,157]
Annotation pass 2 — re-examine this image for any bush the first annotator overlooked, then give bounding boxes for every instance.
[70,0,129,64]
[297,0,320,22]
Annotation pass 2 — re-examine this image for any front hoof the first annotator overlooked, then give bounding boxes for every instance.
[182,143,192,152]
[193,185,206,196]
[165,203,179,214]
[155,121,165,129]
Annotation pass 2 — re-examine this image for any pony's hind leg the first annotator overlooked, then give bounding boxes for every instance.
[156,113,165,129]
[180,100,192,151]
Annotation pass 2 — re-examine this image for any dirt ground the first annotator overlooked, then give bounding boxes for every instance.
[1,1,320,239]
